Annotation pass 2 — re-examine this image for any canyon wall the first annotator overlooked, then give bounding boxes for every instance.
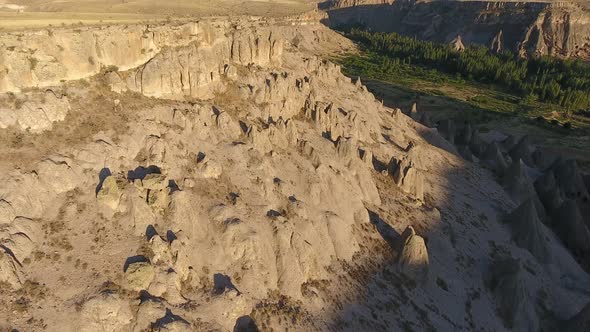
[324,0,590,59]
[0,19,283,94]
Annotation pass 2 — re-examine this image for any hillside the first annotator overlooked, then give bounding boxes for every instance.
[0,4,589,332]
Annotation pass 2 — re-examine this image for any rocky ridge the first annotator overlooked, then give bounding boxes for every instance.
[0,13,588,332]
[324,0,590,59]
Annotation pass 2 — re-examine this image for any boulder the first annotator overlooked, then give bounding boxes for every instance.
[97,175,125,210]
[125,261,155,291]
[142,174,169,191]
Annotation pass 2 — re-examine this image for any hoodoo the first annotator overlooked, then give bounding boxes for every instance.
[553,200,590,253]
[488,257,539,331]
[482,142,508,175]
[396,226,429,283]
[535,171,565,216]
[551,159,590,201]
[505,199,549,262]
[1,2,590,331]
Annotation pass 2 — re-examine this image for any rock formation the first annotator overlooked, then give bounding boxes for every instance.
[468,128,487,157]
[551,158,590,201]
[0,90,70,132]
[450,35,465,52]
[0,12,588,332]
[535,170,565,217]
[388,152,425,201]
[502,159,545,220]
[455,122,472,145]
[505,199,549,262]
[324,0,590,59]
[500,135,518,152]
[491,29,503,53]
[508,136,535,167]
[418,112,433,128]
[488,257,539,331]
[409,102,419,121]
[553,200,590,253]
[437,119,455,144]
[563,302,590,332]
[396,226,429,283]
[482,142,508,174]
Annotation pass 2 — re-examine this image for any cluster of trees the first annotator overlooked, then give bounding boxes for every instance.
[347,29,590,111]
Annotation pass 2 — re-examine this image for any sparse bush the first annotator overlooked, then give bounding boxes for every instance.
[436,277,449,291]
[28,57,38,70]
[101,65,119,73]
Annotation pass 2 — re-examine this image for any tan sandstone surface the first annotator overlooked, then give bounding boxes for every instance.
[0,10,589,332]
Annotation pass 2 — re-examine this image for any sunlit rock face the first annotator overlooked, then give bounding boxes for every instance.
[324,0,590,59]
[0,12,589,332]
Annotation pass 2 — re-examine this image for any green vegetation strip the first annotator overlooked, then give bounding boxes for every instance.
[336,28,590,130]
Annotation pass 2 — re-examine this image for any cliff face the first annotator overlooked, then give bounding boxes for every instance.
[324,0,590,59]
[0,22,201,93]
[0,21,287,96]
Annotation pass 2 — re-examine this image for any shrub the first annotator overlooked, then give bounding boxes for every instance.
[436,277,449,291]
[28,57,38,70]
